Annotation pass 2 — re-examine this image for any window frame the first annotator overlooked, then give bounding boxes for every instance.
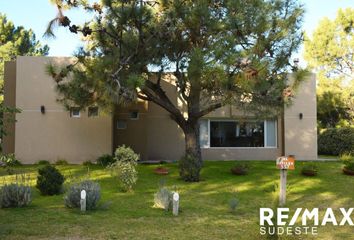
[201,119,277,149]
[88,106,99,118]
[117,120,127,130]
[70,107,81,118]
[130,111,139,120]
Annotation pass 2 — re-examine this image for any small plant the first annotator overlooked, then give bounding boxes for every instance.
[153,180,173,211]
[229,197,239,213]
[55,159,68,165]
[0,174,31,208]
[36,165,65,195]
[37,160,50,165]
[341,154,354,175]
[64,180,101,210]
[97,154,115,167]
[340,153,354,163]
[0,154,21,166]
[83,160,95,166]
[108,145,139,192]
[231,163,249,175]
[301,162,318,177]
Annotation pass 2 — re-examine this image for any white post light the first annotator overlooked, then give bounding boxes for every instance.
[172,192,179,216]
[80,190,86,212]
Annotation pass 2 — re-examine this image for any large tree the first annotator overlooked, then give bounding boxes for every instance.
[305,8,354,128]
[47,0,305,181]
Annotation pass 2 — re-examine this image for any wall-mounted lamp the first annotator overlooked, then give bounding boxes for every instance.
[40,105,45,114]
[299,113,303,120]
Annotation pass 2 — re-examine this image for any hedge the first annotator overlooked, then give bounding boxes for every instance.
[318,127,354,155]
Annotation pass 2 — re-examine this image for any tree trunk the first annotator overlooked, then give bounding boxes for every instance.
[179,122,202,182]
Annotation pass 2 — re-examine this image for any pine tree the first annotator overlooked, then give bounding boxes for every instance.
[46,0,305,182]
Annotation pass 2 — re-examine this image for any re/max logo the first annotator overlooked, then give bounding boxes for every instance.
[260,208,354,226]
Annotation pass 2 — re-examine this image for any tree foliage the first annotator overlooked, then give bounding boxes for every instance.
[47,0,305,181]
[305,8,354,128]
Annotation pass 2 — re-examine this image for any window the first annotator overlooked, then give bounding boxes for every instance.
[88,107,99,117]
[265,120,277,147]
[130,111,139,120]
[70,107,80,118]
[117,120,127,129]
[199,119,277,148]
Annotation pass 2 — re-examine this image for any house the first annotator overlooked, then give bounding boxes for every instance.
[2,56,318,163]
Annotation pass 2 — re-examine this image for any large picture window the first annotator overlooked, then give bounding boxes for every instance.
[199,119,277,148]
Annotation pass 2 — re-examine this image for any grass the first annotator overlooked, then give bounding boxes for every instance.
[0,161,353,240]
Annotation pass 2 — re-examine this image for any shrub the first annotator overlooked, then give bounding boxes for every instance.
[0,175,31,208]
[64,180,101,210]
[55,159,68,165]
[108,145,139,191]
[0,154,21,166]
[36,160,50,165]
[340,153,354,163]
[318,128,354,155]
[36,165,65,195]
[230,163,249,175]
[341,154,354,172]
[109,161,138,192]
[97,154,115,167]
[301,162,318,177]
[114,145,139,164]
[83,160,95,166]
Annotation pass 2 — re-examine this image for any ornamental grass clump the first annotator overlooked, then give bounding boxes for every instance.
[64,180,101,210]
[0,174,31,208]
[341,154,354,175]
[153,180,173,211]
[301,162,318,177]
[108,145,139,192]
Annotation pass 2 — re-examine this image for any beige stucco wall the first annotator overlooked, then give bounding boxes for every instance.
[4,56,317,162]
[284,73,317,160]
[13,56,112,163]
[2,61,17,154]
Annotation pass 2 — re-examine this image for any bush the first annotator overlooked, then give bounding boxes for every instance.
[36,160,50,165]
[230,163,249,175]
[97,154,115,167]
[0,154,21,166]
[318,128,354,155]
[83,160,95,166]
[36,165,65,195]
[0,175,31,208]
[64,180,101,210]
[301,162,318,176]
[55,159,68,165]
[341,154,354,171]
[108,145,139,191]
[114,145,139,163]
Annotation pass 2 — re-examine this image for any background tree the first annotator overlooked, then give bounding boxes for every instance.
[0,14,49,100]
[305,8,354,129]
[46,0,305,181]
[0,14,49,140]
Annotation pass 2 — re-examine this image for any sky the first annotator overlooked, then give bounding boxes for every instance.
[1,0,354,62]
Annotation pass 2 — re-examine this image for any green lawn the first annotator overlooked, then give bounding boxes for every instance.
[0,161,353,240]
